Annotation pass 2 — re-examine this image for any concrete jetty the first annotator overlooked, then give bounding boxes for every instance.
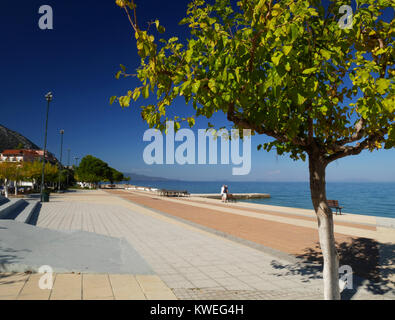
[192,193,271,199]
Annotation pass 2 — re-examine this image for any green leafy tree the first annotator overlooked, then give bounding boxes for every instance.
[109,168,125,184]
[44,163,59,184]
[64,167,76,187]
[22,161,58,188]
[12,163,24,195]
[75,155,112,186]
[0,162,17,198]
[22,161,42,187]
[112,0,394,299]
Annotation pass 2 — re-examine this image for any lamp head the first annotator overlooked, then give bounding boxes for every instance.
[45,92,53,101]
[60,129,64,134]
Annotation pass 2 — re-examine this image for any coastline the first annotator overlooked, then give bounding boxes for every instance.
[114,181,395,219]
[192,193,395,230]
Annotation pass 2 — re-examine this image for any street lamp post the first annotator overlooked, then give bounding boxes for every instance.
[75,157,79,166]
[66,148,70,187]
[40,92,53,202]
[58,129,64,192]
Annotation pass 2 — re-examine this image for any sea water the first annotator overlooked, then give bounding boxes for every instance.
[125,181,395,218]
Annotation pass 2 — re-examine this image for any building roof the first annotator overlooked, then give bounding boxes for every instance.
[1,149,58,163]
[1,149,25,155]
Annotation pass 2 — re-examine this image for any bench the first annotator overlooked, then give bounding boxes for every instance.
[158,189,190,197]
[327,200,343,215]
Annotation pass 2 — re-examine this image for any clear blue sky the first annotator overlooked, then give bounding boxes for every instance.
[0,0,394,182]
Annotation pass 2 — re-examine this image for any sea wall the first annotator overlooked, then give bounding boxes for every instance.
[192,193,271,199]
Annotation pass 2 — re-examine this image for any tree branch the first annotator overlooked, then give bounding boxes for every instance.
[248,30,263,73]
[334,118,366,147]
[226,103,307,146]
[325,128,387,163]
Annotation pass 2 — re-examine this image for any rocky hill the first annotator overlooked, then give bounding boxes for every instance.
[0,124,40,153]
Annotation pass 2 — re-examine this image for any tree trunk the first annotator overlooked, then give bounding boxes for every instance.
[308,153,340,300]
[14,181,18,196]
[4,178,9,198]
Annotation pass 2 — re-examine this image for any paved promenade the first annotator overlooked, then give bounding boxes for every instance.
[1,189,394,299]
[108,190,395,286]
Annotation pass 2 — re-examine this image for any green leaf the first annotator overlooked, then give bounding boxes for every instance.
[283,45,292,56]
[320,49,331,60]
[359,71,370,83]
[192,81,200,94]
[302,67,317,75]
[308,8,318,16]
[185,50,193,63]
[297,93,306,105]
[143,85,149,99]
[187,117,195,127]
[109,96,117,105]
[132,90,140,101]
[157,25,165,33]
[271,52,283,66]
[320,105,328,115]
[290,24,298,41]
[119,96,131,107]
[179,18,189,25]
[235,68,240,83]
[115,71,122,79]
[168,37,178,43]
[208,79,217,93]
[376,78,391,95]
[313,80,318,92]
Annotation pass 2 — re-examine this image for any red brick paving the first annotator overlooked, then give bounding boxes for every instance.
[106,190,357,257]
[184,198,376,231]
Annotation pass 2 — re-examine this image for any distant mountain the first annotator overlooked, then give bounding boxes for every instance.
[123,172,177,181]
[0,124,40,153]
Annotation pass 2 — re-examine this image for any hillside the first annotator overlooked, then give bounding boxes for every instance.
[0,124,40,153]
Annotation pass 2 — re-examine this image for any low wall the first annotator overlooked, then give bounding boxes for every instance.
[192,193,271,199]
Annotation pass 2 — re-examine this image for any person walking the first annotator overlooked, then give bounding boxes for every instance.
[220,185,227,202]
[224,185,229,202]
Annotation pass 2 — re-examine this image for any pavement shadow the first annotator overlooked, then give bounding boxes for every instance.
[270,259,322,282]
[25,193,41,200]
[0,244,31,273]
[0,272,30,287]
[63,189,77,193]
[270,237,394,299]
